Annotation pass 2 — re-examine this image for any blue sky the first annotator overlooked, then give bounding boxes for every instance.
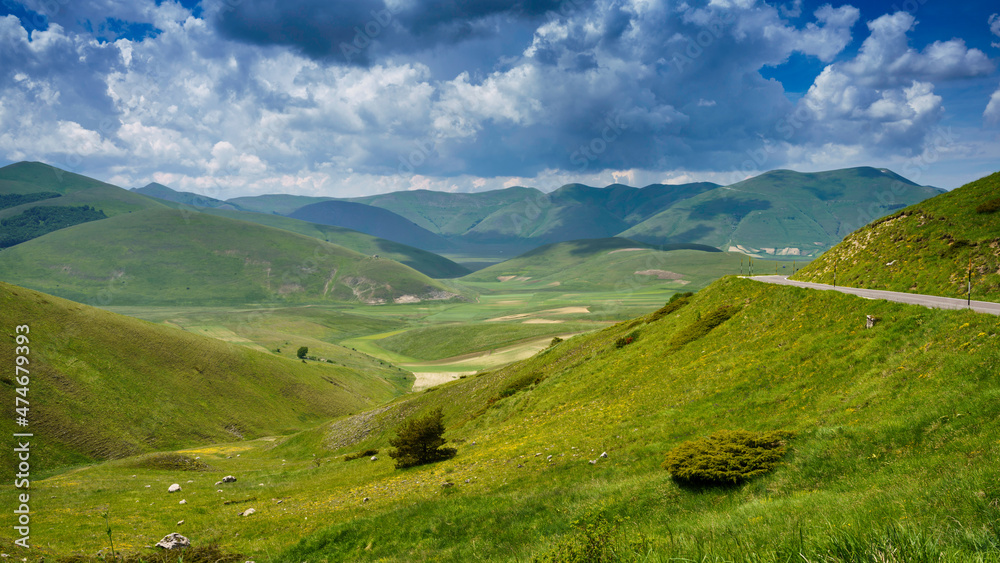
[0,0,998,198]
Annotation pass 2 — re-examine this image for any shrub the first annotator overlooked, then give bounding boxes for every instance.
[549,336,563,347]
[614,330,639,349]
[388,408,457,469]
[976,198,1000,214]
[668,305,740,350]
[662,429,792,485]
[648,292,693,322]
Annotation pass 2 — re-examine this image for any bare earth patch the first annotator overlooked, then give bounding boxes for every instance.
[411,372,476,392]
[523,319,563,324]
[485,306,590,322]
[635,269,684,280]
[607,247,646,254]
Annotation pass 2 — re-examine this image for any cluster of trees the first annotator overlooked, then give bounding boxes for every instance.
[0,192,60,211]
[0,205,107,248]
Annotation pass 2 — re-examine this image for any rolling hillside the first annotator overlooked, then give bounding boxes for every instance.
[462,237,745,291]
[26,276,1000,560]
[0,208,459,306]
[620,167,943,256]
[0,281,410,470]
[793,171,1000,302]
[288,200,458,253]
[131,182,243,210]
[196,208,471,278]
[0,161,165,219]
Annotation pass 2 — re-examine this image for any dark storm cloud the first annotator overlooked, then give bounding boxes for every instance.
[212,0,592,65]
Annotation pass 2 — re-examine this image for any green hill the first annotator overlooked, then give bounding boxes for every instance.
[349,186,543,236]
[26,276,1000,560]
[0,162,165,220]
[0,281,410,471]
[0,208,459,306]
[793,171,1000,302]
[288,200,458,253]
[195,208,471,278]
[131,182,243,210]
[462,237,745,291]
[620,167,943,256]
[225,193,335,214]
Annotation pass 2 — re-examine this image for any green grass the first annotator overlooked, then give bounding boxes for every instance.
[463,240,759,292]
[0,281,411,474]
[374,321,602,361]
[194,207,471,278]
[793,171,1000,302]
[16,276,1000,561]
[0,208,459,306]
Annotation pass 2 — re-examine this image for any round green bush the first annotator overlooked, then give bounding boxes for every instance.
[662,429,792,485]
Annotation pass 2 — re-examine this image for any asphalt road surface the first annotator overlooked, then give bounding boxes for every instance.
[749,276,1000,317]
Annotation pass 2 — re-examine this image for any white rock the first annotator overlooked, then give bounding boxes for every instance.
[179,499,187,505]
[600,452,608,458]
[168,484,181,493]
[155,533,190,550]
[222,475,237,483]
[240,508,256,517]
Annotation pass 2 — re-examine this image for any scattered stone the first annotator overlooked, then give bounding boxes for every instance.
[363,497,370,503]
[442,482,454,488]
[588,460,597,465]
[222,475,237,483]
[177,520,184,525]
[179,499,187,505]
[866,315,877,329]
[146,485,151,488]
[187,480,194,483]
[155,533,190,550]
[371,456,378,461]
[600,452,608,458]
[546,455,553,461]
[239,508,256,517]
[517,464,524,468]
[465,479,471,483]
[215,481,223,486]
[168,484,181,493]
[217,489,223,493]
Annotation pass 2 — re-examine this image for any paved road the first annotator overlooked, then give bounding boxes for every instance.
[749,276,1000,317]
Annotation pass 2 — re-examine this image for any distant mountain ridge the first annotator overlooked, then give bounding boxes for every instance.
[226,167,940,257]
[131,182,243,210]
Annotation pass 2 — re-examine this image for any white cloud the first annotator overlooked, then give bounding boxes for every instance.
[985,85,1000,124]
[990,13,1000,48]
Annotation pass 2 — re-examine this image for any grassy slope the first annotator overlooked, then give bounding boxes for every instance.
[462,237,749,291]
[793,171,1000,302]
[460,183,719,245]
[224,193,335,215]
[0,208,457,306]
[24,277,1000,560]
[0,162,166,221]
[350,186,543,236]
[374,321,600,361]
[287,200,458,253]
[279,276,1000,561]
[0,282,410,472]
[131,183,240,209]
[621,167,943,255]
[187,207,470,278]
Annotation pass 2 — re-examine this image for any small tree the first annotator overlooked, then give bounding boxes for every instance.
[296,346,308,359]
[388,408,457,469]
